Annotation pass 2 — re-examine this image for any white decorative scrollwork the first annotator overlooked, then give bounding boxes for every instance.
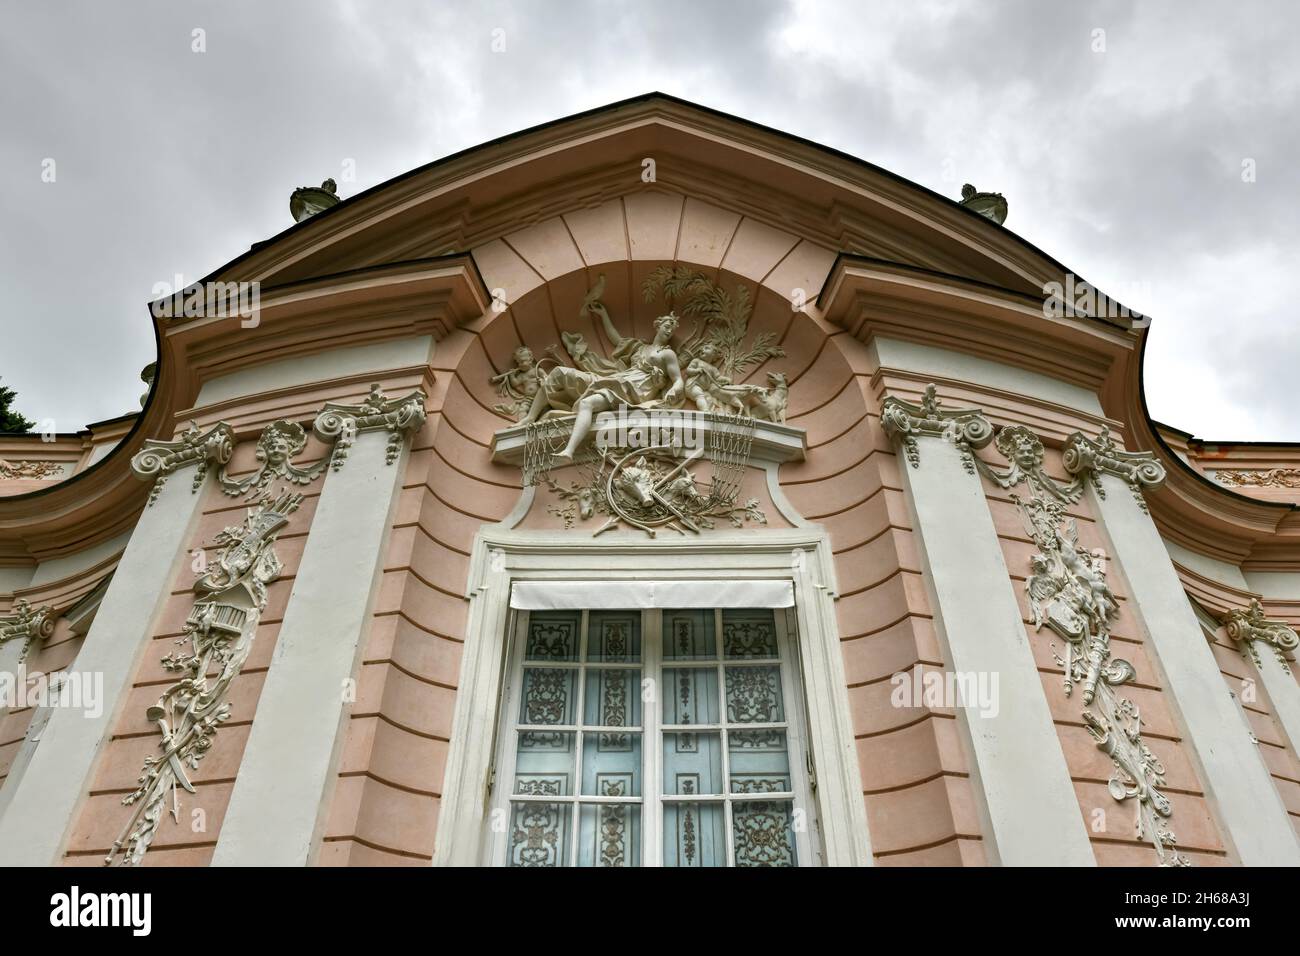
[972,424,1084,502]
[1222,599,1299,675]
[986,422,1187,867]
[105,489,303,866]
[133,388,427,504]
[131,421,234,506]
[216,419,329,499]
[1064,427,1166,512]
[314,383,428,470]
[0,598,56,664]
[880,384,994,472]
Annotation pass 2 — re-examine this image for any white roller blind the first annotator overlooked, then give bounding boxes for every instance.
[510,579,794,610]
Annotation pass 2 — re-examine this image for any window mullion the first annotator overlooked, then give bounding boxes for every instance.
[716,607,735,868]
[644,607,662,867]
[570,608,589,867]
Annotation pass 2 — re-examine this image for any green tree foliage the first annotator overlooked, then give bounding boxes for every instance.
[0,378,35,432]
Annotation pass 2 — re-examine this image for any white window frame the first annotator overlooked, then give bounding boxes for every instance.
[489,606,818,867]
[433,528,872,867]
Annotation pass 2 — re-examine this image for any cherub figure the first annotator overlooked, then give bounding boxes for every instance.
[683,343,747,414]
[492,346,543,420]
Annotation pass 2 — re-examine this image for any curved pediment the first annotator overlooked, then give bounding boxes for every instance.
[205,92,1073,299]
[5,93,1296,571]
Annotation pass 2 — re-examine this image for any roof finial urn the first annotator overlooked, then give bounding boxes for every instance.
[289,178,340,222]
[959,183,1008,224]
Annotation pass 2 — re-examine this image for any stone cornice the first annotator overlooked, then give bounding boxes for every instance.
[819,256,1133,399]
[1118,358,1297,567]
[161,256,487,407]
[0,260,468,564]
[0,384,177,565]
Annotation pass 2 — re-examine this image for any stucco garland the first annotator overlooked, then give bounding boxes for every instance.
[883,383,1187,867]
[109,384,428,866]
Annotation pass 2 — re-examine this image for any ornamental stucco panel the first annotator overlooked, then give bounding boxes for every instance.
[105,386,427,866]
[884,384,1190,866]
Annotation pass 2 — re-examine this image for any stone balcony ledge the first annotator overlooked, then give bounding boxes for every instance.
[490,409,807,467]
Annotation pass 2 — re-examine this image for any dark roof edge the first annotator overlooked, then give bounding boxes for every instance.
[192,91,1101,301]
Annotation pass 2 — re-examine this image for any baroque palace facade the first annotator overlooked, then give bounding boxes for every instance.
[2,94,1298,867]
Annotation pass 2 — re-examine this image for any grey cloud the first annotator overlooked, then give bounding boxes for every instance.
[0,0,1295,438]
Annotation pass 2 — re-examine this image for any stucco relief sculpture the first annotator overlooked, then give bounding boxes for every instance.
[0,459,65,480]
[0,598,56,664]
[1215,468,1300,489]
[992,426,1187,867]
[216,419,330,499]
[1221,599,1299,675]
[1063,427,1167,513]
[499,270,788,536]
[133,386,427,503]
[106,490,302,866]
[492,346,542,420]
[883,384,1186,866]
[880,384,994,472]
[110,384,428,865]
[542,416,767,537]
[501,270,787,453]
[131,421,235,505]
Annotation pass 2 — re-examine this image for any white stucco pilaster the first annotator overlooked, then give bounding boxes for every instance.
[1255,649,1300,762]
[1087,473,1300,865]
[898,434,1096,865]
[0,637,26,691]
[212,428,406,866]
[0,467,208,865]
[0,637,34,820]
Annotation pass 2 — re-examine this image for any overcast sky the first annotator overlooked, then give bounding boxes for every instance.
[2,1,1296,439]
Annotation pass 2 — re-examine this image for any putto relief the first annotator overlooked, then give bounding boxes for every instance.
[497,269,796,537]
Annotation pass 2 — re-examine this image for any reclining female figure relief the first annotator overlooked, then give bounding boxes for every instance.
[519,297,686,464]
